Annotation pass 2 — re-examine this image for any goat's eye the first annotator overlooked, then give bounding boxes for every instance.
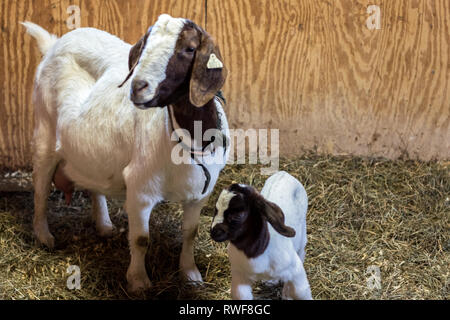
[186,47,195,53]
[229,211,246,223]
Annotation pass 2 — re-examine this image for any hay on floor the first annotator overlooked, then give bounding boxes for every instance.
[0,155,448,299]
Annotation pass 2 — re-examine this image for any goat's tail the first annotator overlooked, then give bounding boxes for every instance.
[21,21,58,55]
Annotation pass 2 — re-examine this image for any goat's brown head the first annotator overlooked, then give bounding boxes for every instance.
[121,14,227,109]
[210,184,295,258]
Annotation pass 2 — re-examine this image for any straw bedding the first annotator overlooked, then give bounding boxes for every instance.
[0,155,448,299]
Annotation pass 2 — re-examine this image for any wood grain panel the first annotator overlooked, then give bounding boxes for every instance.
[0,0,449,169]
[208,0,449,160]
[0,0,204,168]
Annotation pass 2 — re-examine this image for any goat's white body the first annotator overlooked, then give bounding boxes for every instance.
[34,27,132,194]
[32,25,228,200]
[25,19,229,291]
[228,171,312,300]
[33,27,228,200]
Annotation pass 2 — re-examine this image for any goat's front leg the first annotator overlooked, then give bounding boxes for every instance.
[125,192,156,294]
[282,257,313,300]
[180,198,207,283]
[231,268,253,300]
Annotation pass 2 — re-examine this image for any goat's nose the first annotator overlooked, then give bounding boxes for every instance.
[210,226,228,242]
[132,80,149,93]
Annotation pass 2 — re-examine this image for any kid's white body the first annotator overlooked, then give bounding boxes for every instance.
[228,171,312,300]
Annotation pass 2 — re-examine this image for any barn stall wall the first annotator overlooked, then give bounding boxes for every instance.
[0,0,448,169]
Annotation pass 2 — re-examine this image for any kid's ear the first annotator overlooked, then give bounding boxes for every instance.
[250,189,296,238]
[262,200,296,237]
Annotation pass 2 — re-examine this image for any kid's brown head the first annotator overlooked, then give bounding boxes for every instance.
[210,184,296,258]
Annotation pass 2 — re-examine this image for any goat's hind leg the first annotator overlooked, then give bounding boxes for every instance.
[91,192,114,237]
[32,141,60,248]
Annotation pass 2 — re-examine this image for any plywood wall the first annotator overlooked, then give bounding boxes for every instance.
[209,0,449,160]
[0,0,449,169]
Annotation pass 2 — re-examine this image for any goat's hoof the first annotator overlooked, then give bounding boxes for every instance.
[127,280,152,295]
[35,231,55,249]
[282,283,313,300]
[126,273,152,294]
[181,267,203,285]
[96,223,115,238]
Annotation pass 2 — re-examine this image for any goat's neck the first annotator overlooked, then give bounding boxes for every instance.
[170,96,219,149]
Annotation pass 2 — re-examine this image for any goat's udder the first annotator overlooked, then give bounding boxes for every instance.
[53,162,75,205]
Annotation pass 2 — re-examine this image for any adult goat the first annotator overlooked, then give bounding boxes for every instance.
[23,14,229,293]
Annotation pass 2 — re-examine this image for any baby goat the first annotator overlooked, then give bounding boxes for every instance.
[211,171,312,300]
[23,14,229,293]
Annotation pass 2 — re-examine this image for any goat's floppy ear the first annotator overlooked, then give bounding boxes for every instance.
[118,27,152,88]
[189,30,228,107]
[251,190,296,238]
